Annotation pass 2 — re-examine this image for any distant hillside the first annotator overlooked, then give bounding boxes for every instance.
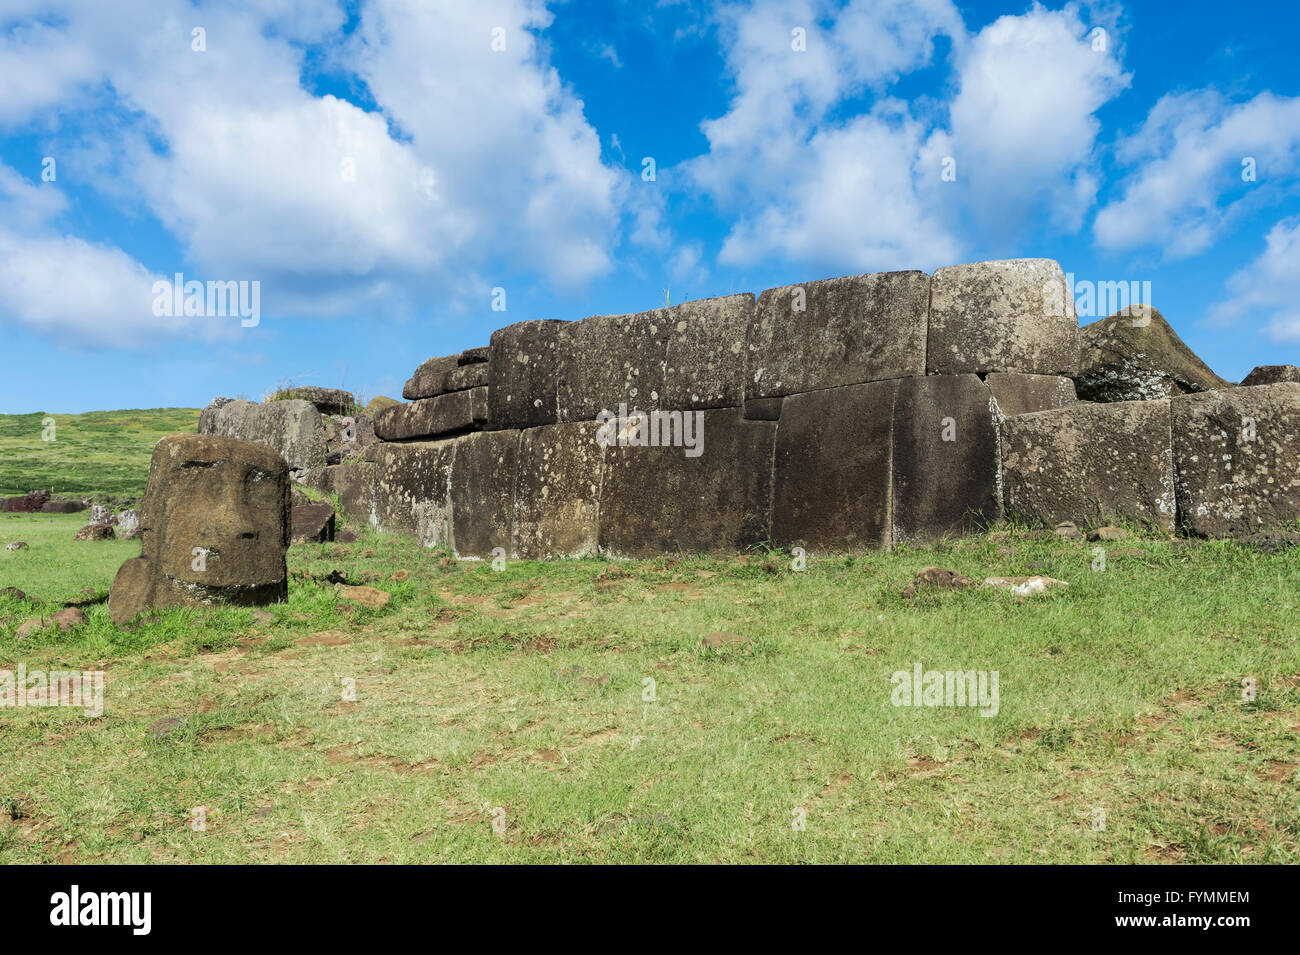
[0,408,200,502]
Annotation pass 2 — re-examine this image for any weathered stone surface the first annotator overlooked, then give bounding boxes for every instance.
[600,409,774,558]
[743,397,783,420]
[928,259,1079,376]
[302,463,377,527]
[108,435,290,625]
[291,502,336,543]
[1000,400,1175,531]
[284,387,355,416]
[513,422,603,559]
[1172,383,1300,537]
[488,319,567,429]
[1076,305,1229,401]
[4,491,49,513]
[892,375,1001,544]
[74,523,115,541]
[198,398,327,473]
[661,294,753,410]
[371,441,455,547]
[40,499,86,514]
[373,388,488,441]
[773,380,897,552]
[449,430,519,559]
[1241,365,1300,387]
[986,373,1077,417]
[557,310,671,422]
[197,397,235,433]
[747,271,929,400]
[403,350,490,400]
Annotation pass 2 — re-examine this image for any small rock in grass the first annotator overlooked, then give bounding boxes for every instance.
[390,570,409,582]
[1,586,29,600]
[984,575,1068,596]
[901,567,976,598]
[5,541,28,551]
[147,717,184,740]
[74,523,115,541]
[334,584,390,608]
[702,631,755,649]
[1053,522,1082,541]
[50,607,86,631]
[16,618,46,639]
[1087,526,1128,542]
[251,610,274,625]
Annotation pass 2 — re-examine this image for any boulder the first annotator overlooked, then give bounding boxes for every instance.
[1241,365,1300,387]
[364,395,400,416]
[599,409,774,558]
[513,422,604,559]
[891,375,1001,544]
[747,271,929,400]
[556,310,671,422]
[1172,382,1300,537]
[291,502,336,543]
[74,523,115,541]
[40,499,86,514]
[371,441,455,547]
[283,387,355,416]
[1000,400,1176,531]
[373,388,488,441]
[488,319,567,429]
[985,373,1077,417]
[449,430,519,559]
[928,259,1079,376]
[1076,305,1229,401]
[4,491,50,513]
[403,349,490,400]
[107,434,290,625]
[198,398,327,473]
[772,380,896,552]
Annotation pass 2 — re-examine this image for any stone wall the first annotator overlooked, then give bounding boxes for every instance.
[281,257,1298,556]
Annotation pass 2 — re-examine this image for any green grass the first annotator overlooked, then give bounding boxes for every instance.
[0,409,200,502]
[1,513,1297,863]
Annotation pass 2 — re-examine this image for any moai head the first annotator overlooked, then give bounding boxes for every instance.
[109,435,289,624]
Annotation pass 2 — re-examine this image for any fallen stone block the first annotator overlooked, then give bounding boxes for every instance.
[449,429,519,559]
[747,271,929,400]
[600,409,774,558]
[40,499,87,514]
[513,422,603,559]
[488,319,567,429]
[928,258,1079,376]
[291,502,336,543]
[198,398,327,473]
[892,374,1001,544]
[772,380,897,552]
[986,372,1077,417]
[403,349,490,400]
[1172,382,1300,537]
[1241,365,1300,387]
[3,491,50,513]
[284,386,355,416]
[373,387,488,441]
[1076,305,1229,401]
[1000,400,1176,531]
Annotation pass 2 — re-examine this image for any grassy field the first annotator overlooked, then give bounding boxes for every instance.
[0,409,200,502]
[1,507,1297,863]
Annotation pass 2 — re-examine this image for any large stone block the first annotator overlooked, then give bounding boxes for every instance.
[371,441,455,547]
[301,463,377,527]
[661,294,752,410]
[373,387,487,441]
[284,386,355,416]
[892,375,1001,544]
[107,435,290,625]
[1172,383,1300,536]
[985,372,1077,417]
[403,350,490,400]
[488,319,567,429]
[772,380,897,552]
[199,398,327,473]
[1241,365,1300,387]
[599,409,774,557]
[928,259,1079,376]
[449,430,520,559]
[557,310,671,422]
[513,422,604,559]
[1077,305,1229,401]
[1000,400,1175,530]
[747,271,929,400]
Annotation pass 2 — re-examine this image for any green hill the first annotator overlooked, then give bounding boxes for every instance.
[0,408,200,502]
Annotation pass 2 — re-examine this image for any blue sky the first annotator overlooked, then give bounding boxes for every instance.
[1,0,1298,413]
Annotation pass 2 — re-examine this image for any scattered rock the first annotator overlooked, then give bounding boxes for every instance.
[16,618,45,639]
[1087,526,1128,542]
[0,586,29,600]
[333,584,390,608]
[1053,522,1082,541]
[702,631,755,649]
[3,490,50,513]
[49,607,86,631]
[901,567,976,598]
[147,717,184,740]
[983,576,1068,596]
[5,541,28,551]
[251,610,275,625]
[390,569,409,582]
[290,502,336,544]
